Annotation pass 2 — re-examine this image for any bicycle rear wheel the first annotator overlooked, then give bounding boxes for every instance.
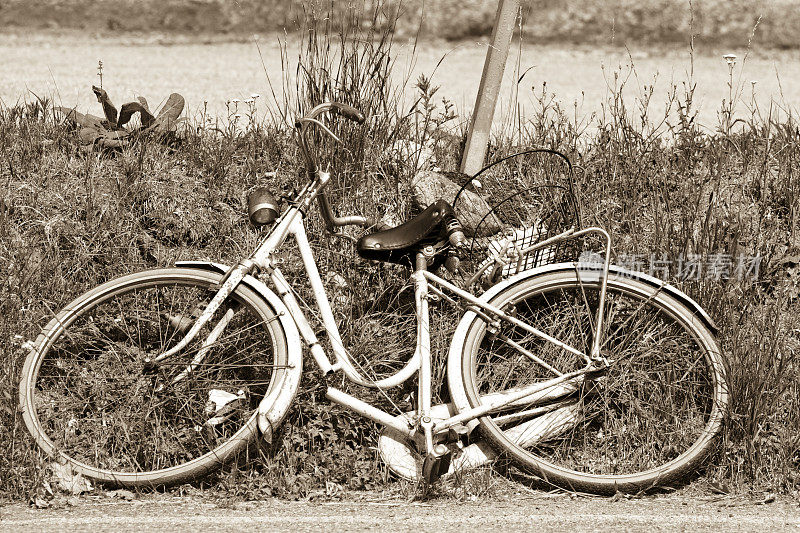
[20,268,293,487]
[450,269,727,494]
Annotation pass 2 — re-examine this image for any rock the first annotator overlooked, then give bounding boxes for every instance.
[410,170,503,237]
[392,139,436,171]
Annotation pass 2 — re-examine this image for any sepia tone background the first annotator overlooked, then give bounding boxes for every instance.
[1,0,798,47]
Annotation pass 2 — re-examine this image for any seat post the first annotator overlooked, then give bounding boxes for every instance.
[414,248,435,453]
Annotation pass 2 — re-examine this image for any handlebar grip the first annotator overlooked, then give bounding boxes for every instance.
[330,102,366,124]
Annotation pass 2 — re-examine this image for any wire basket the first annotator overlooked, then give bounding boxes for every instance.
[450,149,583,289]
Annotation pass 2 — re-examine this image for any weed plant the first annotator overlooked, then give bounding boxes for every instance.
[2,2,800,502]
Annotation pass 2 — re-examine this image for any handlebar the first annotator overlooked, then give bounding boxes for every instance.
[329,102,366,124]
[292,102,466,243]
[294,102,366,172]
[294,102,369,232]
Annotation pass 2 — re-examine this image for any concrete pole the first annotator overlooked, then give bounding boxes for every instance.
[460,0,520,175]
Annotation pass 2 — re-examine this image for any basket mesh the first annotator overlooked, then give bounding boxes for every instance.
[450,149,583,289]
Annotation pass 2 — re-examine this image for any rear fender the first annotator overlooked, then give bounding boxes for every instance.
[447,262,719,418]
[174,261,303,439]
[481,262,718,334]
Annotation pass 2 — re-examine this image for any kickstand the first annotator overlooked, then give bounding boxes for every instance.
[421,443,452,486]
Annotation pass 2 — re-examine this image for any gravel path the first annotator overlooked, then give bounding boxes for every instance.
[2,493,798,532]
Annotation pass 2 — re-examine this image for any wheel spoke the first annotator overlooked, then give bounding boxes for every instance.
[460,272,725,493]
[24,270,288,483]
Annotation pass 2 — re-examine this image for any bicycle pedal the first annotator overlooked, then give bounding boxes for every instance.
[422,444,452,485]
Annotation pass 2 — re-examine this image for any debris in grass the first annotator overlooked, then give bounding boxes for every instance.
[30,495,51,509]
[760,492,777,504]
[54,86,186,152]
[709,481,730,495]
[767,252,800,300]
[326,271,349,289]
[50,461,93,495]
[108,489,137,501]
[28,479,54,508]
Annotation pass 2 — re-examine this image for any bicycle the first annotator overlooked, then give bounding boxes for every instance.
[19,102,728,495]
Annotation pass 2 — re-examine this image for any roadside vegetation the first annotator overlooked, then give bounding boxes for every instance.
[2,1,799,502]
[2,0,800,48]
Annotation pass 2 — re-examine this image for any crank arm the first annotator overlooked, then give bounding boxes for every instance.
[435,369,586,433]
[379,401,583,481]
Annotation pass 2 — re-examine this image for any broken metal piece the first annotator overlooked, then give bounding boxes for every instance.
[204,389,246,426]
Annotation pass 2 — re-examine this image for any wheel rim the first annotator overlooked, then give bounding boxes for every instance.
[463,274,725,489]
[25,272,285,480]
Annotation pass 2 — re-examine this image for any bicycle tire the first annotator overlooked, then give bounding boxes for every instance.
[20,268,295,488]
[449,268,727,494]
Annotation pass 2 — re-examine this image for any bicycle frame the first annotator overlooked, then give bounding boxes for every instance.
[152,163,614,457]
[16,99,727,494]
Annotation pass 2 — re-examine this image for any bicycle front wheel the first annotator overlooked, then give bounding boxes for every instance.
[20,268,293,487]
[452,269,727,494]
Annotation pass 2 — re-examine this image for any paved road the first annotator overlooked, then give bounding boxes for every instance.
[4,32,800,129]
[2,494,799,532]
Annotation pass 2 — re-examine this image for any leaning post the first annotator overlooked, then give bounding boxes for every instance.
[460,0,520,175]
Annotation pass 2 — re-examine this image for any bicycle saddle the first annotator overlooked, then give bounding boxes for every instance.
[357,199,454,266]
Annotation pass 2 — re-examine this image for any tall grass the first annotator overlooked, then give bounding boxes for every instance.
[2,2,800,501]
[512,58,800,492]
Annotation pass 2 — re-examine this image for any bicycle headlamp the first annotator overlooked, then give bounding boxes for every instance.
[247,186,280,226]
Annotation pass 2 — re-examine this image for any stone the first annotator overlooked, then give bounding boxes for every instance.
[410,170,503,237]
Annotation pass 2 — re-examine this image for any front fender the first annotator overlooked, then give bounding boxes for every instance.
[174,261,303,439]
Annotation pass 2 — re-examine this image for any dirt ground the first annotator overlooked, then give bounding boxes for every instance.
[2,491,799,532]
